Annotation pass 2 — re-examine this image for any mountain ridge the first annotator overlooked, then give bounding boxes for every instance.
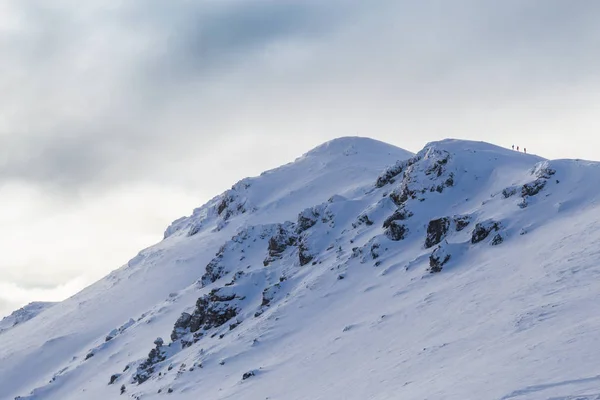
[4,137,600,400]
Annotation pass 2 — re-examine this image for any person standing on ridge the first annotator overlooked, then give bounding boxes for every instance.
[524,148,527,154]
[517,146,519,151]
[512,144,515,150]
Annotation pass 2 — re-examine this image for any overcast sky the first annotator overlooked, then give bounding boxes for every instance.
[1,0,600,317]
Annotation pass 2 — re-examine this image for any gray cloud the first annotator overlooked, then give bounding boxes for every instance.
[0,0,346,190]
[2,0,600,191]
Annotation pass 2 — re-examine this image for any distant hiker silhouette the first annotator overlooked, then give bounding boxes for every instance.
[524,148,527,154]
[512,145,514,150]
[517,146,519,151]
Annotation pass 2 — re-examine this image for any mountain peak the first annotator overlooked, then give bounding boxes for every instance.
[164,137,413,238]
[299,136,411,160]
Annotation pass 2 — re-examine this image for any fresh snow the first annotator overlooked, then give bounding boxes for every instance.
[0,302,55,335]
[3,137,600,400]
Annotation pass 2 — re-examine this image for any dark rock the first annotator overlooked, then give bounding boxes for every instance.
[429,246,450,273]
[521,179,546,197]
[170,312,192,342]
[298,240,313,266]
[491,234,504,246]
[534,166,556,179]
[353,214,373,228]
[385,221,407,241]
[264,225,297,266]
[109,374,121,385]
[297,207,322,233]
[216,192,247,221]
[194,293,238,330]
[370,243,380,259]
[105,329,118,342]
[502,187,517,198]
[425,154,449,177]
[382,207,413,228]
[85,352,94,360]
[375,156,420,187]
[453,215,471,231]
[187,224,201,237]
[425,217,450,248]
[242,371,256,380]
[133,338,167,384]
[216,197,228,215]
[200,245,227,286]
[120,384,126,395]
[389,186,418,206]
[268,228,296,255]
[471,221,501,244]
[169,289,240,348]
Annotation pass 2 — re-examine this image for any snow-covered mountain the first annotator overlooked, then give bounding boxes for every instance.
[0,302,55,335]
[4,137,600,400]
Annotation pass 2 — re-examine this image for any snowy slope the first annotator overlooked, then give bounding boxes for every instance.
[4,137,600,400]
[0,137,411,400]
[0,302,55,335]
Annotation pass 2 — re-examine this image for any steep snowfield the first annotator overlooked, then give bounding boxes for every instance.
[4,137,600,400]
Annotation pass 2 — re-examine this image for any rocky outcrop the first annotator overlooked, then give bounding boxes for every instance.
[424,152,450,177]
[532,164,556,179]
[491,233,504,246]
[108,374,121,385]
[268,228,296,255]
[297,207,320,233]
[242,370,256,380]
[521,179,546,197]
[387,148,455,206]
[389,184,420,206]
[471,221,502,244]
[375,155,421,187]
[170,312,192,342]
[424,215,470,248]
[502,163,556,207]
[502,187,517,198]
[385,221,407,241]
[255,283,284,317]
[201,246,228,286]
[296,204,332,234]
[429,245,451,273]
[170,289,241,347]
[132,338,167,384]
[453,215,471,231]
[216,193,247,221]
[298,239,314,266]
[425,218,450,248]
[264,225,297,266]
[382,207,413,228]
[353,214,373,228]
